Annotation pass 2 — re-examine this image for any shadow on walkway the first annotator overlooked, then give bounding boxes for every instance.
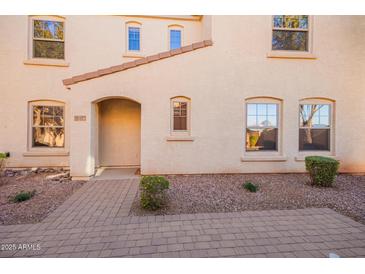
[93,167,140,180]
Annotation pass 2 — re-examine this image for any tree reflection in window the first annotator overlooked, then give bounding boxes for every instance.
[299,104,330,151]
[272,15,309,51]
[273,15,308,29]
[32,105,65,147]
[246,103,278,151]
[33,20,64,59]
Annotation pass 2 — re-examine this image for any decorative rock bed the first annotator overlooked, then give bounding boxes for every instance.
[2,167,67,178]
[130,173,365,224]
[0,170,84,225]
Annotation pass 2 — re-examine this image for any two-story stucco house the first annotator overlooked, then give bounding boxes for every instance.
[0,15,364,180]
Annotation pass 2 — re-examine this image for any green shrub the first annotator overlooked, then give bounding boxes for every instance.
[243,181,258,192]
[0,152,10,176]
[140,176,169,210]
[11,190,36,203]
[305,156,339,187]
[0,152,10,159]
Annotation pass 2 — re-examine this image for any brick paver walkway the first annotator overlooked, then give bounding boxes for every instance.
[0,178,364,258]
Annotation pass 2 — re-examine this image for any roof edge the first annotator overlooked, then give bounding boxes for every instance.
[63,40,213,86]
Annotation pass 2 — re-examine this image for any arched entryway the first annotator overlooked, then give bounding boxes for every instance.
[94,97,141,169]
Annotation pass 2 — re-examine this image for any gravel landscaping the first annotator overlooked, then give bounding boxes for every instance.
[130,173,365,224]
[0,172,85,225]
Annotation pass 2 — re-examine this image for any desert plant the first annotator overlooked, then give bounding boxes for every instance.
[243,181,258,192]
[0,152,10,158]
[249,135,259,148]
[0,152,10,176]
[11,190,36,203]
[140,176,169,210]
[305,156,339,187]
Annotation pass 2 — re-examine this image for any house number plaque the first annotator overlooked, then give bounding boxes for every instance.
[74,115,87,121]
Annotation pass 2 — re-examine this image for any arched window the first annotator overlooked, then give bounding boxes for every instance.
[168,25,184,50]
[170,96,191,135]
[29,100,65,149]
[244,97,283,155]
[126,21,142,52]
[299,98,335,152]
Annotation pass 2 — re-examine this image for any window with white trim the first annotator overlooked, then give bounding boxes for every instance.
[170,30,181,50]
[30,101,65,148]
[171,97,190,133]
[32,18,65,59]
[246,103,279,151]
[128,27,140,51]
[168,25,183,50]
[299,103,332,151]
[272,15,309,51]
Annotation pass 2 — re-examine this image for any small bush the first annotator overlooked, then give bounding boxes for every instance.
[11,190,36,203]
[243,181,258,192]
[140,176,169,210]
[0,152,10,176]
[0,152,10,159]
[305,156,339,187]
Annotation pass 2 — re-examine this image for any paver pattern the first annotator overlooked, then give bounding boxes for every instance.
[0,178,364,258]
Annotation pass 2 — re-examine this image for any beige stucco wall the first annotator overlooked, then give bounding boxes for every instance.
[0,15,203,168]
[68,16,365,177]
[0,15,364,177]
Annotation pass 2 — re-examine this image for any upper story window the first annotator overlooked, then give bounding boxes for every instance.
[170,30,181,50]
[272,15,309,51]
[125,21,142,54]
[128,26,140,51]
[246,103,279,151]
[32,19,65,59]
[30,101,65,148]
[299,102,332,151]
[168,25,183,50]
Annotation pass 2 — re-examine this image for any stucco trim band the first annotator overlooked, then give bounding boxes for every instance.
[294,155,339,162]
[24,59,70,67]
[23,151,70,157]
[241,156,288,162]
[166,136,195,142]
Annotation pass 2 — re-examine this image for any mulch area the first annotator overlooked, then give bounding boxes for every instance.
[0,173,85,225]
[130,174,365,224]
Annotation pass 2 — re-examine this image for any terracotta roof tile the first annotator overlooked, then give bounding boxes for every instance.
[204,40,213,46]
[98,68,113,76]
[146,54,160,62]
[63,40,213,86]
[122,61,137,69]
[135,58,148,66]
[170,48,183,56]
[109,64,125,73]
[63,78,74,86]
[192,41,205,49]
[181,45,193,53]
[72,74,88,83]
[82,71,100,80]
[159,51,172,59]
